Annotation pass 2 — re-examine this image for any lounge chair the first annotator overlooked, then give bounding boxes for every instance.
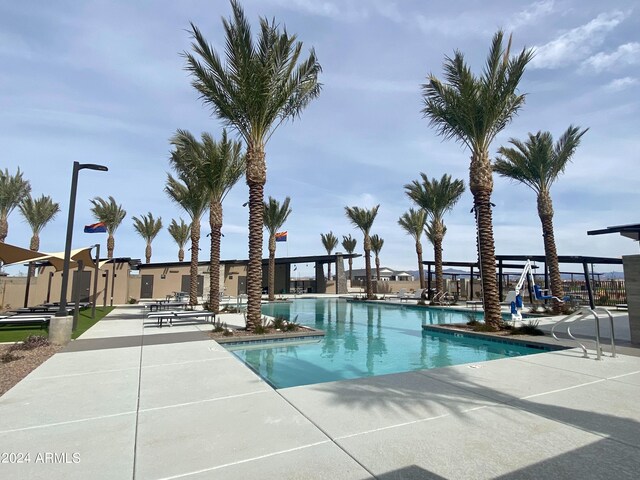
[396,289,409,302]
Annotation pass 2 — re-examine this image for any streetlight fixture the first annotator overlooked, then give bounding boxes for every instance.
[52,162,108,344]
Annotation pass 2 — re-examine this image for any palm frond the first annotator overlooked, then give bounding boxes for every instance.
[0,168,31,217]
[344,205,380,236]
[168,218,191,248]
[263,196,292,235]
[164,174,209,222]
[421,30,533,152]
[320,231,338,254]
[494,125,588,193]
[184,1,321,146]
[89,196,126,235]
[18,194,60,235]
[341,234,357,254]
[132,212,163,242]
[370,234,384,255]
[405,173,465,222]
[398,208,426,241]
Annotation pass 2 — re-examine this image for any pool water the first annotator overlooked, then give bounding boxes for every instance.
[225,298,546,389]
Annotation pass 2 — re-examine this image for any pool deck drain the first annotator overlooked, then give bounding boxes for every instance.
[1,305,639,479]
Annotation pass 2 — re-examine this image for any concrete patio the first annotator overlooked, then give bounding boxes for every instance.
[1,305,639,479]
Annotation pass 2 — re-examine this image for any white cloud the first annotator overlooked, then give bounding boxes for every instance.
[603,76,639,92]
[507,0,555,30]
[530,10,628,69]
[582,42,640,72]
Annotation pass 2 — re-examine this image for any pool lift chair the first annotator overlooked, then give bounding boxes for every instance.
[508,260,564,322]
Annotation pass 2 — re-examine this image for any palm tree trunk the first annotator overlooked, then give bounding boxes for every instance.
[327,261,332,282]
[268,235,276,302]
[416,241,425,289]
[434,235,444,295]
[364,235,373,299]
[538,191,563,314]
[0,214,9,243]
[470,151,501,328]
[178,248,184,262]
[209,202,222,313]
[27,234,40,279]
[375,255,381,281]
[145,243,151,264]
[245,145,266,332]
[189,221,200,306]
[107,234,115,259]
[348,257,353,282]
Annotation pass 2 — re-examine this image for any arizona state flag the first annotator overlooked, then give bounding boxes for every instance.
[84,222,107,233]
[275,231,287,242]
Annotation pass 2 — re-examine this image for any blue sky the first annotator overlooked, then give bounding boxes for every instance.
[1,0,638,277]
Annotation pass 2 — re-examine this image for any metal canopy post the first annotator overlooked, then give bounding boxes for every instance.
[583,262,596,309]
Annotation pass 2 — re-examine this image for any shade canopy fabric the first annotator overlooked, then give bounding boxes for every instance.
[3,245,99,271]
[0,242,48,265]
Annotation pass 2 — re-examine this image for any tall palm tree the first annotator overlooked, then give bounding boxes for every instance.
[170,129,245,313]
[398,208,427,289]
[184,0,321,331]
[263,196,292,301]
[168,218,191,262]
[370,234,384,281]
[345,205,379,300]
[320,231,338,281]
[341,234,357,282]
[421,31,533,327]
[0,168,31,243]
[405,173,465,298]
[19,194,60,278]
[165,174,209,306]
[89,196,126,259]
[132,212,163,264]
[494,125,588,312]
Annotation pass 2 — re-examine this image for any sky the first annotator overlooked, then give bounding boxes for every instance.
[1,0,639,278]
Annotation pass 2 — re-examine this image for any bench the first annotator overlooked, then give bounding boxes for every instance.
[0,315,52,329]
[147,311,216,328]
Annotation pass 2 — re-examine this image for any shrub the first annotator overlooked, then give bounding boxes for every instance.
[17,335,50,350]
[128,298,137,304]
[511,320,545,336]
[284,315,300,332]
[212,320,227,333]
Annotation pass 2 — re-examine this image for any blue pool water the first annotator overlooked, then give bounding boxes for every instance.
[225,299,547,389]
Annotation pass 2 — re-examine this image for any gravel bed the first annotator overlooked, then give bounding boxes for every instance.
[0,343,61,397]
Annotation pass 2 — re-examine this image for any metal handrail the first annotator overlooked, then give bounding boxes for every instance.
[552,306,617,360]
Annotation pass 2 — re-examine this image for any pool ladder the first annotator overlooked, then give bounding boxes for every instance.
[551,307,617,361]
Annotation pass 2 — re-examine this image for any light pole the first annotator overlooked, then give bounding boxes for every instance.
[55,162,108,322]
[91,243,100,319]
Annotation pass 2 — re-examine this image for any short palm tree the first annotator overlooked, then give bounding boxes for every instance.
[19,194,60,278]
[0,168,31,243]
[170,129,245,313]
[184,0,321,331]
[405,173,465,298]
[370,234,384,281]
[89,196,126,259]
[168,218,191,262]
[421,31,533,327]
[320,231,339,281]
[345,205,379,300]
[165,174,209,306]
[398,208,427,289]
[132,212,163,264]
[341,234,357,282]
[494,125,588,312]
[263,196,292,301]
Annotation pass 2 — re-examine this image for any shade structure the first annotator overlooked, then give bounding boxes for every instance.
[0,242,49,265]
[4,246,98,271]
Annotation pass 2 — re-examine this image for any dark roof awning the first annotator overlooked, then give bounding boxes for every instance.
[587,223,640,242]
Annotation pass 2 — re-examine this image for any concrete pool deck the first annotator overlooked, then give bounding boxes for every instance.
[1,305,639,479]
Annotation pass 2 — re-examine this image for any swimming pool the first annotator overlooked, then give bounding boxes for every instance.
[225,298,548,389]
